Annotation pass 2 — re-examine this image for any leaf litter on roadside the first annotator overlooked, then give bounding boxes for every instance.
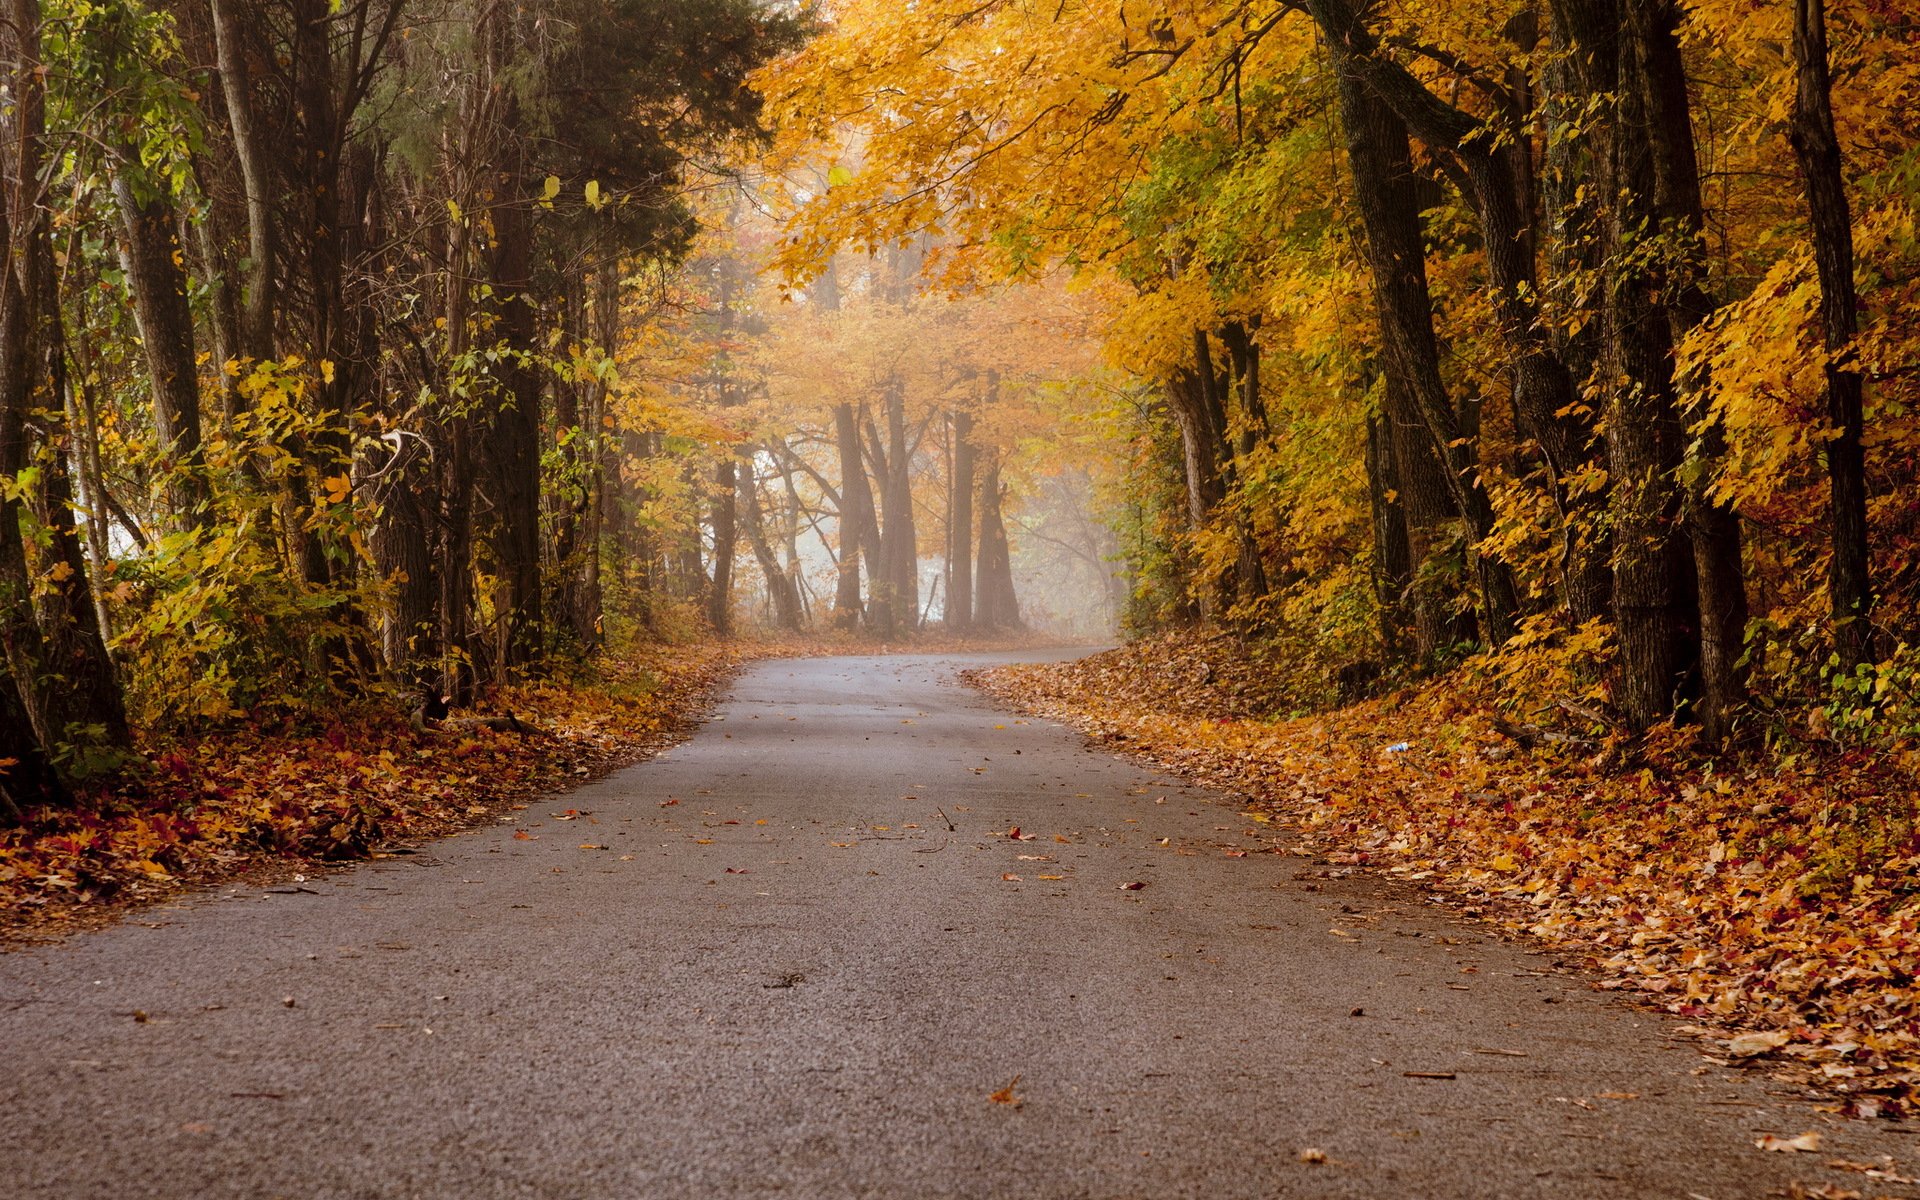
[968,630,1920,1116]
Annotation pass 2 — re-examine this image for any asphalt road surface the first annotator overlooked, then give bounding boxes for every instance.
[4,652,1916,1199]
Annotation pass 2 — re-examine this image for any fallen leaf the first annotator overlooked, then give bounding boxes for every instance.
[988,1075,1022,1106]
[1002,873,1021,881]
[578,843,606,850]
[1297,1148,1327,1164]
[1727,1030,1792,1058]
[1038,874,1065,880]
[1756,1132,1822,1153]
[1118,881,1147,890]
[1053,834,1070,844]
[694,838,714,845]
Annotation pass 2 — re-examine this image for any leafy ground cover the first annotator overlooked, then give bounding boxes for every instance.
[1,632,1066,946]
[0,641,753,944]
[975,632,1920,1119]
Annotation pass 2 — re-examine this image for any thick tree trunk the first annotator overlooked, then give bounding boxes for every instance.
[0,671,64,815]
[1311,0,1610,627]
[948,408,975,630]
[1365,411,1412,657]
[881,381,919,632]
[831,401,870,629]
[1638,0,1749,740]
[974,456,1020,629]
[1564,0,1701,729]
[479,144,544,671]
[1790,0,1873,672]
[110,173,210,526]
[1387,375,1477,659]
[1335,63,1519,647]
[1,0,127,751]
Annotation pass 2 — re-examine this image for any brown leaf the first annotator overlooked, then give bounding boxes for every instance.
[1755,1131,1822,1153]
[988,1075,1022,1106]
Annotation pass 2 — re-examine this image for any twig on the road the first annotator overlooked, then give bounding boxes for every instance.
[913,839,949,853]
[937,807,956,831]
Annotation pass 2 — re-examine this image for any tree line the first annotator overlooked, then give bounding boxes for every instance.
[766,0,1919,741]
[0,0,805,813]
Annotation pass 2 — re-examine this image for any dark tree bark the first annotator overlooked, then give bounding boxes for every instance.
[110,173,210,526]
[0,0,128,751]
[1335,62,1519,647]
[0,671,65,816]
[1558,0,1701,728]
[1790,0,1874,672]
[1308,0,1611,627]
[1365,410,1412,656]
[1636,0,1749,739]
[478,135,544,671]
[1554,0,1746,733]
[1387,374,1477,658]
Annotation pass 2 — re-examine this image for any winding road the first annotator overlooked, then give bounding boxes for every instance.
[3,652,1913,1198]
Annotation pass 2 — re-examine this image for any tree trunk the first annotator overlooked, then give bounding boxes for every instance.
[1365,410,1412,657]
[1790,0,1873,673]
[1,0,127,751]
[1311,0,1610,627]
[740,459,801,631]
[207,0,275,362]
[883,381,919,631]
[948,408,975,630]
[974,456,1020,629]
[832,401,870,629]
[1335,62,1519,647]
[110,172,210,526]
[478,130,544,672]
[1637,0,1749,740]
[709,456,738,635]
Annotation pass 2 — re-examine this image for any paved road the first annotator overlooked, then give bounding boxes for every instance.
[3,653,1914,1198]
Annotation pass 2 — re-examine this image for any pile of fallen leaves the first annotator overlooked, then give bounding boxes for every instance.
[0,640,746,942]
[976,631,1920,1118]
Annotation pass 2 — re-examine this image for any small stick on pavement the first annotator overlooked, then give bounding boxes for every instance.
[937,807,956,832]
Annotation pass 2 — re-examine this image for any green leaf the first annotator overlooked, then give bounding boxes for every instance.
[827,165,853,188]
